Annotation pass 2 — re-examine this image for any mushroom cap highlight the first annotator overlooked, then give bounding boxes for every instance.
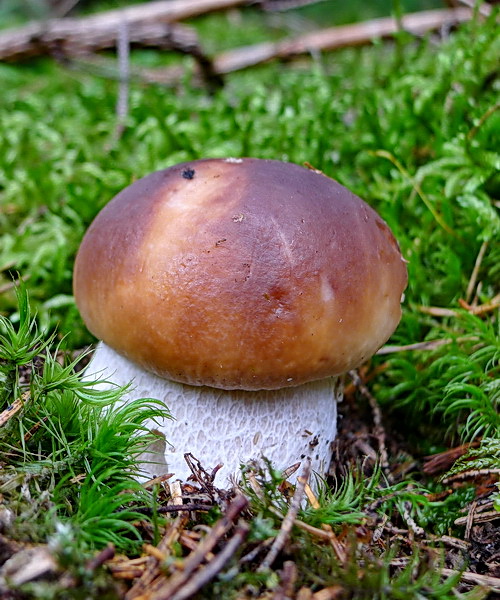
[73,158,407,390]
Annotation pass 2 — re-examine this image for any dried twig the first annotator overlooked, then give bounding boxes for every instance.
[212,8,473,73]
[125,514,189,599]
[167,521,250,600]
[168,480,184,507]
[442,468,500,484]
[377,337,456,354]
[144,494,248,599]
[466,240,488,303]
[456,0,493,17]
[304,482,346,564]
[418,295,500,317]
[423,441,481,475]
[142,473,173,489]
[0,391,29,427]
[108,561,146,581]
[0,0,248,62]
[135,503,215,515]
[183,453,225,501]
[348,371,392,482]
[458,293,500,315]
[280,514,340,542]
[118,7,477,86]
[423,534,470,551]
[85,544,115,571]
[455,509,500,527]
[23,417,49,442]
[389,555,500,591]
[401,499,425,537]
[441,568,500,591]
[465,500,477,540]
[258,461,311,571]
[62,28,224,90]
[260,0,326,11]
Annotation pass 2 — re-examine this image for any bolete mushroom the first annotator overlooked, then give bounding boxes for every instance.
[73,158,407,485]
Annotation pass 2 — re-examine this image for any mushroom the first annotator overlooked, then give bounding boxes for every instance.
[73,158,407,485]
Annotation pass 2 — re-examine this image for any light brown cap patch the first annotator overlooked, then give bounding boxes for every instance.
[73,158,407,390]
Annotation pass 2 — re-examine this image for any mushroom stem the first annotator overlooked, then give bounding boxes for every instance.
[86,342,341,486]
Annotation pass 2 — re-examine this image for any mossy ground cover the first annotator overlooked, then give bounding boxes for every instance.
[0,2,499,598]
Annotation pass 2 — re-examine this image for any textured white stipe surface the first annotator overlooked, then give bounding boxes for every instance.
[86,342,340,486]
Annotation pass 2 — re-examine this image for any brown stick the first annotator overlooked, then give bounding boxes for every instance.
[455,509,500,526]
[466,241,488,304]
[125,514,189,599]
[144,495,248,599]
[303,483,346,564]
[0,391,29,427]
[442,468,500,484]
[456,0,493,17]
[136,7,476,86]
[441,568,500,592]
[0,21,200,62]
[0,0,248,62]
[423,441,481,475]
[165,522,250,600]
[418,294,500,317]
[212,8,473,74]
[348,370,392,483]
[258,462,311,572]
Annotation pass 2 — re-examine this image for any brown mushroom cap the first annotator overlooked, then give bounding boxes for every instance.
[73,158,407,390]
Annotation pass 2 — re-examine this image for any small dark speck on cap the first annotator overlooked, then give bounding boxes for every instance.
[182,168,195,180]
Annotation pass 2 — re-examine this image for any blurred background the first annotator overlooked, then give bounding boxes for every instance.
[1,0,448,28]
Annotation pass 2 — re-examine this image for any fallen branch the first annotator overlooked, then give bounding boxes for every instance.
[11,6,477,88]
[212,8,474,74]
[0,275,31,295]
[455,0,493,17]
[465,240,488,303]
[441,568,500,592]
[133,7,476,86]
[0,0,248,62]
[423,441,482,475]
[142,494,249,599]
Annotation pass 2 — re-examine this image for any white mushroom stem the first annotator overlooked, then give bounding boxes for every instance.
[86,342,341,487]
